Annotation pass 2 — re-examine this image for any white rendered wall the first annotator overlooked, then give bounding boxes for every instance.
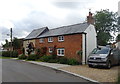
[83,24,97,64]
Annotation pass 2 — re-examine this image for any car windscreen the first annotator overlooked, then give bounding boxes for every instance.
[91,48,100,54]
[96,48,110,54]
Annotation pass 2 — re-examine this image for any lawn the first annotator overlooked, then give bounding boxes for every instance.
[0,56,12,59]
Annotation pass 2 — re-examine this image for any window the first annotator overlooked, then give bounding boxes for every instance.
[49,47,53,53]
[58,36,64,42]
[39,38,44,43]
[57,48,65,56]
[48,37,53,42]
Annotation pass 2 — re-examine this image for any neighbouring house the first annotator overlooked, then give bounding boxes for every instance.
[23,12,97,64]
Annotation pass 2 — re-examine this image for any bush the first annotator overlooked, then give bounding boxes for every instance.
[48,59,59,63]
[41,47,47,56]
[58,57,68,64]
[2,51,18,58]
[18,54,27,59]
[27,54,37,61]
[67,59,79,65]
[2,51,11,57]
[12,51,18,58]
[117,74,120,84]
[40,55,53,62]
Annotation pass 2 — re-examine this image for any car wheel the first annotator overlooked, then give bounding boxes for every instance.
[107,61,111,69]
[88,64,93,68]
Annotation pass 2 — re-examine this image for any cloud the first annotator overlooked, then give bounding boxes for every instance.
[53,2,81,9]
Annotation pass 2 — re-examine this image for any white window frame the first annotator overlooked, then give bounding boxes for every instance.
[39,38,44,43]
[58,36,64,42]
[48,37,53,42]
[49,47,53,53]
[57,48,65,56]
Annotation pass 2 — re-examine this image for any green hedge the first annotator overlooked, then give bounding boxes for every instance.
[18,54,27,59]
[40,55,53,62]
[58,57,68,64]
[12,51,18,58]
[2,51,11,57]
[67,58,79,65]
[117,75,120,84]
[48,59,59,63]
[2,51,18,58]
[27,54,37,61]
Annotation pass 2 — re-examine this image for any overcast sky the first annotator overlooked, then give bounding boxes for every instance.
[0,0,119,45]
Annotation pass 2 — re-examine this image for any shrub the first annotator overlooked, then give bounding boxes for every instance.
[40,55,53,62]
[18,54,27,59]
[2,51,18,58]
[27,54,37,61]
[2,51,11,57]
[77,50,82,57]
[67,58,79,65]
[48,59,59,63]
[58,57,68,64]
[12,50,18,58]
[41,47,47,56]
[22,48,25,54]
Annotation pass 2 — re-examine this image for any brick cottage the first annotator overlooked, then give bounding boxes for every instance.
[23,12,97,64]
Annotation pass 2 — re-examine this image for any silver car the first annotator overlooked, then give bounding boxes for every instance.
[87,47,120,69]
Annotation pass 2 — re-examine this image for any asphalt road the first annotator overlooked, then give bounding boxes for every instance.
[2,59,94,83]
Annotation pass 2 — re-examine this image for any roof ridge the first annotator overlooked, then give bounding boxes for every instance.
[33,27,48,31]
[49,22,87,31]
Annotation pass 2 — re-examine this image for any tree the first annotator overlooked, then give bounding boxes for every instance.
[94,9,118,45]
[2,39,9,48]
[12,37,22,50]
[116,34,120,41]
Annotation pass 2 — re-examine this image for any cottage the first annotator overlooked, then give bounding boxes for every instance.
[23,12,97,64]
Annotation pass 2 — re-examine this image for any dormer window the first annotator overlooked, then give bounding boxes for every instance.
[48,37,53,42]
[39,38,44,43]
[58,36,64,42]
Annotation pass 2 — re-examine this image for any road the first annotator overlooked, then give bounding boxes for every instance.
[2,59,94,83]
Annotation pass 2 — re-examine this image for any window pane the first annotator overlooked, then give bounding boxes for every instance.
[61,50,64,54]
[58,50,60,54]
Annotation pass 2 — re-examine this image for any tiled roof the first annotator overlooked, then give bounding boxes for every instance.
[38,23,89,38]
[24,27,48,40]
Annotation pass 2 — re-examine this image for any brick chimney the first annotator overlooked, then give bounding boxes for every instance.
[87,11,94,24]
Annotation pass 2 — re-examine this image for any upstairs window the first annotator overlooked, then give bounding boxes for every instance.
[58,36,64,42]
[39,38,44,43]
[48,37,53,42]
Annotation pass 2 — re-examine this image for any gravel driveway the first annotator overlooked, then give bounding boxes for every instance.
[60,65,120,83]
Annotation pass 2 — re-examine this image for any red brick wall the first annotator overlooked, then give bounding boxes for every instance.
[35,34,83,62]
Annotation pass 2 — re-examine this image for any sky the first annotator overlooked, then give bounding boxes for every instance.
[0,0,120,45]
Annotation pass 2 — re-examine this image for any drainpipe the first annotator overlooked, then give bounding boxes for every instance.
[84,33,87,64]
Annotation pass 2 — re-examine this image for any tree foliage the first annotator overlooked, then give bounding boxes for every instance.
[13,37,22,50]
[116,34,120,41]
[94,9,118,45]
[2,39,9,48]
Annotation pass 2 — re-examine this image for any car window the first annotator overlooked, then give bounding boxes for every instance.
[96,48,110,54]
[91,48,100,54]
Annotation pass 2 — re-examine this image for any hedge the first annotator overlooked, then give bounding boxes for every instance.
[27,54,37,61]
[18,54,27,59]
[2,51,18,57]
